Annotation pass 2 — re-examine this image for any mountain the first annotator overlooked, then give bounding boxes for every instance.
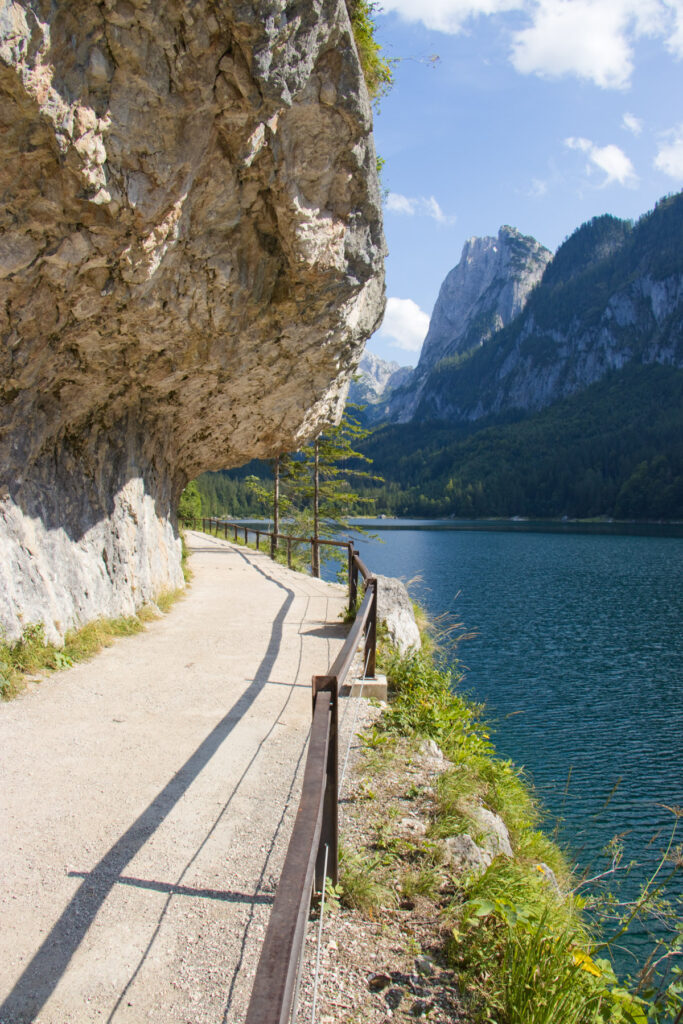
[354,193,683,520]
[418,225,552,365]
[359,363,683,520]
[409,195,683,423]
[348,351,412,406]
[383,225,552,421]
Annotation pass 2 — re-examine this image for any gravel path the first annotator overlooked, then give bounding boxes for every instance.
[0,532,348,1024]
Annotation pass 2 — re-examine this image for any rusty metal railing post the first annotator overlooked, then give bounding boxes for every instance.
[287,536,292,568]
[312,674,338,889]
[256,530,260,551]
[364,577,377,679]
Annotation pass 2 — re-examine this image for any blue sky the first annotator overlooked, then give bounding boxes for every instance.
[367,0,683,365]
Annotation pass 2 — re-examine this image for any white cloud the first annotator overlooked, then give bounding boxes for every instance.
[379,0,521,34]
[664,0,683,56]
[528,177,548,197]
[386,192,417,215]
[565,136,592,153]
[654,124,683,179]
[565,136,638,186]
[622,112,643,135]
[510,0,664,90]
[381,0,681,89]
[386,191,457,225]
[378,297,430,351]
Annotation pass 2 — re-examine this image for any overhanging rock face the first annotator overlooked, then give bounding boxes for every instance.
[0,0,385,640]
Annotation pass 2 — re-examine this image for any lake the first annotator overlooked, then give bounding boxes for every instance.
[335,519,683,975]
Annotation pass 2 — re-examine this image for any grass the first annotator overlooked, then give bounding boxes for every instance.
[1,591,187,701]
[340,623,665,1024]
[339,846,395,914]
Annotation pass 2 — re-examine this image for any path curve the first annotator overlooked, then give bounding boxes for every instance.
[0,532,348,1024]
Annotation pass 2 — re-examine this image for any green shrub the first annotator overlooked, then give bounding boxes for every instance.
[177,480,201,526]
[347,0,393,101]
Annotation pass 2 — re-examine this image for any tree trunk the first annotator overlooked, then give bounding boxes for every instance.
[271,455,280,559]
[312,440,320,577]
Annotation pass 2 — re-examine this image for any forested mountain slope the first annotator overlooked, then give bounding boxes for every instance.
[358,364,683,519]
[409,193,683,423]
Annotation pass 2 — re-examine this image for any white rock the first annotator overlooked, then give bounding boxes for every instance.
[375,575,421,654]
[443,834,492,876]
[467,804,513,858]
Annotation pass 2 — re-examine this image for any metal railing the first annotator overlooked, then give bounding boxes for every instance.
[199,516,357,587]
[193,516,376,1022]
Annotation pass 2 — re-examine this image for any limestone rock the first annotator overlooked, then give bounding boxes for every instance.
[535,861,561,893]
[419,738,444,763]
[443,833,492,876]
[420,226,551,367]
[0,1,385,640]
[375,575,421,653]
[443,802,513,877]
[386,226,551,421]
[467,803,513,859]
[348,350,412,405]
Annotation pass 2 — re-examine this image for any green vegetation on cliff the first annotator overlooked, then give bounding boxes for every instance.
[412,193,683,426]
[347,0,394,100]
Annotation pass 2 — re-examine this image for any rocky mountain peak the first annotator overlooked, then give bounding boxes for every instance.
[417,226,552,373]
[349,351,412,405]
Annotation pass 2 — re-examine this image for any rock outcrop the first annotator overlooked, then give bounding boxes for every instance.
[418,226,552,368]
[384,226,551,421]
[0,0,385,640]
[375,574,420,653]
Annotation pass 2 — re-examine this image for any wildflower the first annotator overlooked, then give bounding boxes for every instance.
[572,949,602,977]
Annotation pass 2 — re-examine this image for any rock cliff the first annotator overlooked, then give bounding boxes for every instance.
[0,0,385,640]
[418,226,551,366]
[385,226,551,421]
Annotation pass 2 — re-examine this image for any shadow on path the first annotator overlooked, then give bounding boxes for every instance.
[66,872,275,906]
[0,568,296,1024]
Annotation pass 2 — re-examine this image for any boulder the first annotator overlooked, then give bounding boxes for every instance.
[467,804,513,859]
[375,575,421,653]
[443,834,493,876]
[0,0,385,639]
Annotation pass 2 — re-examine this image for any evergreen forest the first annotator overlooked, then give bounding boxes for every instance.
[195,364,683,522]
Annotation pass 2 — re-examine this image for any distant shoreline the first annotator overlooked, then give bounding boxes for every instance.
[350,516,683,538]
[227,514,683,539]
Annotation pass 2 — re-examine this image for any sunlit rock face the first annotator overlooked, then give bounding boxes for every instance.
[0,0,385,639]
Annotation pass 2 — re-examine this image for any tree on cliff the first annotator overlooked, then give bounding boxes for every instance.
[245,454,306,556]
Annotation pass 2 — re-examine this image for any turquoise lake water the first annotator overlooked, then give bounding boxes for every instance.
[336,520,683,974]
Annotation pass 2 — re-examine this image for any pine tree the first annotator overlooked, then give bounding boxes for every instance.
[245,453,306,555]
[292,406,380,576]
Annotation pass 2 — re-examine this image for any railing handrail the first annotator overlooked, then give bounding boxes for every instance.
[244,691,333,1024]
[194,515,377,1023]
[200,516,352,550]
